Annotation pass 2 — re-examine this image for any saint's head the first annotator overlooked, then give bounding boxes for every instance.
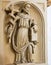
[19,3,30,14]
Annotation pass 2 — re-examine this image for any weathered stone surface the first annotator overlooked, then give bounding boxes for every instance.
[0,0,47,65]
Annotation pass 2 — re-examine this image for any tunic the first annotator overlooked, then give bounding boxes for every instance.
[16,13,30,50]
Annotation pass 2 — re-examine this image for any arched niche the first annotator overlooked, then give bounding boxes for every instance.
[4,1,46,64]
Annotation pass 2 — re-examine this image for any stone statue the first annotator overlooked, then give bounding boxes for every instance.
[5,3,38,64]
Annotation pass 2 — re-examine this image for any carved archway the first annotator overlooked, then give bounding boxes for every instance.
[4,1,45,64]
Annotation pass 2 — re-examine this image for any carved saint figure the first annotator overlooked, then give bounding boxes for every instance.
[5,3,38,64]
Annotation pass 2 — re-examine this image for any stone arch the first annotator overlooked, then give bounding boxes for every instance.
[4,1,45,63]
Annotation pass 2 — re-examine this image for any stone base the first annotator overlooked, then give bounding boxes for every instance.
[7,63,47,65]
[6,63,47,65]
[7,63,35,65]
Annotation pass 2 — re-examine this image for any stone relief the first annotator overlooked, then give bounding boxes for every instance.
[4,2,38,65]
